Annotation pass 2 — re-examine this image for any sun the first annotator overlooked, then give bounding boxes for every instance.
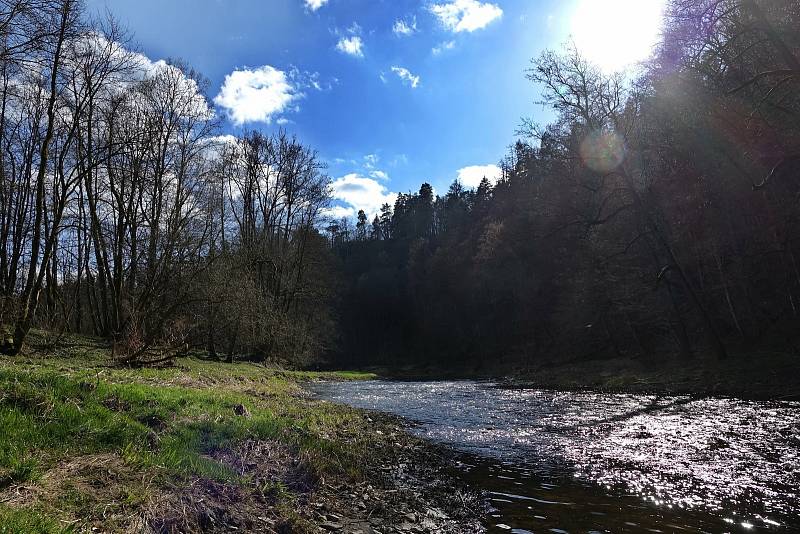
[570,0,667,73]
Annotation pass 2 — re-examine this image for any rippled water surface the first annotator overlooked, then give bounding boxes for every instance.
[312,381,800,532]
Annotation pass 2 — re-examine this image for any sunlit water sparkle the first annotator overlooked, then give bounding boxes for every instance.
[312,381,800,532]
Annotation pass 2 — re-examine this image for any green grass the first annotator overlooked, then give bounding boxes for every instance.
[0,333,377,532]
[0,507,71,534]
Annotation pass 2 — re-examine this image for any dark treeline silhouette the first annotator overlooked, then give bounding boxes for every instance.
[0,0,336,364]
[329,0,800,371]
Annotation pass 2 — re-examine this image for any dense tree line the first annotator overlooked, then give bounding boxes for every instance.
[331,0,800,371]
[0,0,336,364]
[3,0,798,373]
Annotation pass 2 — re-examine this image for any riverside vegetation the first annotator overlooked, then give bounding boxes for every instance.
[0,332,484,533]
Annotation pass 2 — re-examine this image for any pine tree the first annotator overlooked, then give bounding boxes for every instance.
[379,203,393,240]
[371,215,382,240]
[355,210,368,241]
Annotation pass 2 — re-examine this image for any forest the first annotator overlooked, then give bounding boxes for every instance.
[0,0,337,365]
[330,0,800,372]
[1,0,799,376]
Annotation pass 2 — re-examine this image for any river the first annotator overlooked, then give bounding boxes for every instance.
[311,380,800,533]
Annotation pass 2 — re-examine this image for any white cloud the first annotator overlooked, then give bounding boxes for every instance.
[363,154,379,168]
[330,173,397,218]
[393,16,417,36]
[390,66,420,88]
[304,0,328,11]
[214,65,300,125]
[201,134,238,159]
[321,205,355,220]
[430,0,503,33]
[207,134,238,145]
[109,46,213,119]
[292,68,335,92]
[457,164,502,188]
[390,154,409,166]
[336,36,364,58]
[432,40,456,55]
[370,170,389,180]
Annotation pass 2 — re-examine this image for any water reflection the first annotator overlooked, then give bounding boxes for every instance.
[312,381,800,531]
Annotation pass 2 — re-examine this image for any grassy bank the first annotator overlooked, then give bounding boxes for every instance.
[0,333,483,533]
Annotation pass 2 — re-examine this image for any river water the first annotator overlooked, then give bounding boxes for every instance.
[311,381,800,533]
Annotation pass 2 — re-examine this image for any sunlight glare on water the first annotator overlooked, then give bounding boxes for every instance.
[313,381,800,531]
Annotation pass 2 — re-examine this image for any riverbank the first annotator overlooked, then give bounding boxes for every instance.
[506,352,800,400]
[369,351,800,400]
[0,334,485,533]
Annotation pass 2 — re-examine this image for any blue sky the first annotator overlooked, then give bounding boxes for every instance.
[84,0,666,219]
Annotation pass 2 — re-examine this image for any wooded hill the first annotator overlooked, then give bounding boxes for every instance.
[328,0,800,373]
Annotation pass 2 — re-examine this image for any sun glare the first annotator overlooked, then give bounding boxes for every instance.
[571,0,666,73]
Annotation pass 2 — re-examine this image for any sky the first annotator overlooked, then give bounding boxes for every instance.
[84,0,666,219]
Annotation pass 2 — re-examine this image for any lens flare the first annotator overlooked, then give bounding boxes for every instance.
[579,131,626,173]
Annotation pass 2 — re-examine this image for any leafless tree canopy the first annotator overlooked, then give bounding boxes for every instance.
[0,0,335,364]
